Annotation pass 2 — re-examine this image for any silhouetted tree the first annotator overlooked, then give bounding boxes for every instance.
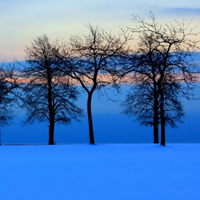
[122,12,199,146]
[59,25,129,144]
[122,81,184,143]
[0,64,18,123]
[0,63,18,145]
[22,35,83,145]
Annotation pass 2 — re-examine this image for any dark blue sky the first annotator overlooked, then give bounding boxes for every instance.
[2,83,200,145]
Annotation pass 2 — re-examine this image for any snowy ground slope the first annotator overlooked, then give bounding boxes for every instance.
[0,144,200,200]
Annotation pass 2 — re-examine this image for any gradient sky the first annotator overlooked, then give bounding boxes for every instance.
[1,0,200,61]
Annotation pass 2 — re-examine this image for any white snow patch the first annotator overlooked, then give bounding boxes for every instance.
[0,144,200,200]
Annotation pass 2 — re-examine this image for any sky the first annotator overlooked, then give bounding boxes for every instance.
[1,0,200,61]
[2,85,200,144]
[0,0,200,144]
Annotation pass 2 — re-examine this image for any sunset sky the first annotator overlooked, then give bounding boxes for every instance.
[1,0,200,61]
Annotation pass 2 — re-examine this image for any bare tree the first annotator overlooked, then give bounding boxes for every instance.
[0,63,18,145]
[59,25,129,144]
[122,12,199,146]
[22,35,83,145]
[122,81,184,143]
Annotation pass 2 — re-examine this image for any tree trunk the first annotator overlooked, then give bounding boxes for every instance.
[49,121,55,145]
[153,109,159,143]
[87,93,95,145]
[153,81,159,143]
[160,92,165,146]
[153,121,159,143]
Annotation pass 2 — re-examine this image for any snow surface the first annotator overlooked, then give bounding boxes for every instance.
[0,144,200,200]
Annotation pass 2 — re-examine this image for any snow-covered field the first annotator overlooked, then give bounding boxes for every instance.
[0,144,200,200]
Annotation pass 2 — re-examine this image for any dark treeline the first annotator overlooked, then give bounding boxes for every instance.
[0,13,199,146]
